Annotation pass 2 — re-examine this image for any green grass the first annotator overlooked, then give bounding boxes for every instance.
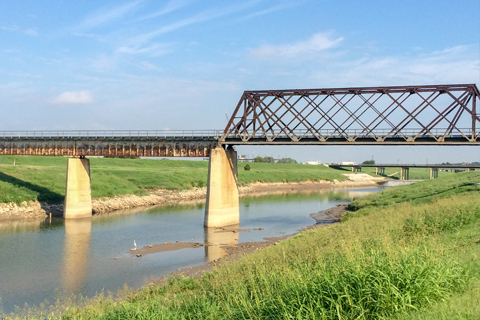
[0,156,349,204]
[4,173,477,319]
[345,171,480,217]
[392,281,480,320]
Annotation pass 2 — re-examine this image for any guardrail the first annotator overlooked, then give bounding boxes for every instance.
[0,130,222,139]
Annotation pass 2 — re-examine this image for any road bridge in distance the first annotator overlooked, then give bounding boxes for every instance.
[327,163,480,180]
[1,83,479,226]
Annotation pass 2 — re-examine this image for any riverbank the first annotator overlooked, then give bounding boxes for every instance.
[27,171,477,319]
[0,174,383,220]
[0,156,353,204]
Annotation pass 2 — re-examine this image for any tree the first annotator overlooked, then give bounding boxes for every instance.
[253,156,265,163]
[362,160,375,164]
[244,164,251,171]
[277,157,297,164]
[263,156,275,163]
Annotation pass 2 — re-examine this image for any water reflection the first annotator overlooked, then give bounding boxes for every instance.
[62,218,92,295]
[240,190,354,208]
[346,191,375,199]
[204,225,239,262]
[0,218,43,234]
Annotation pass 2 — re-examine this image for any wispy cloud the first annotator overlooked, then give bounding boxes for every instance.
[137,61,163,71]
[130,1,259,46]
[137,0,192,21]
[75,0,143,31]
[310,45,480,87]
[54,90,94,105]
[116,1,259,56]
[0,25,37,36]
[250,32,343,58]
[241,1,303,20]
[117,42,171,56]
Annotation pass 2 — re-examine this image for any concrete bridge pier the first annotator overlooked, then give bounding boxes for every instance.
[375,167,385,175]
[400,167,410,181]
[64,157,93,219]
[352,167,362,172]
[429,168,439,179]
[204,146,239,228]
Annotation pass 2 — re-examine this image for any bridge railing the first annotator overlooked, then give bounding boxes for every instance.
[0,130,222,139]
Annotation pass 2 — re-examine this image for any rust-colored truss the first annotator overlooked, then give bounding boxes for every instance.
[221,84,480,145]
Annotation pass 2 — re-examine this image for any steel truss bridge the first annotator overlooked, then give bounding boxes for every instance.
[1,84,479,157]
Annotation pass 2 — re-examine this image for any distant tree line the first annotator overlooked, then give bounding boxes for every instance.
[253,156,297,164]
[362,160,375,164]
[441,161,480,166]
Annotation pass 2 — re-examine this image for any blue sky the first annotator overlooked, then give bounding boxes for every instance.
[0,0,479,163]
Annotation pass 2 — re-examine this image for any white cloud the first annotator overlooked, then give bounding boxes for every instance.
[250,32,343,58]
[54,90,94,105]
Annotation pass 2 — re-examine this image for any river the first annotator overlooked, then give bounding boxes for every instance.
[0,187,381,314]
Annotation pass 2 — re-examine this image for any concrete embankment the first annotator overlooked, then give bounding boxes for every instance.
[0,174,384,220]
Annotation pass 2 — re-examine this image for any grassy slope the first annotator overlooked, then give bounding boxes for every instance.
[8,172,475,319]
[345,171,480,215]
[0,155,348,203]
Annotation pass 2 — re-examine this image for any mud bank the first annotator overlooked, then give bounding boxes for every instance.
[0,174,384,220]
[149,205,350,285]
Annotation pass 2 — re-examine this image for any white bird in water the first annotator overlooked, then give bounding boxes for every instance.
[131,240,137,251]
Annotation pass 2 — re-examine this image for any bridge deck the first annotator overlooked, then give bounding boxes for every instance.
[0,131,219,157]
[0,127,478,157]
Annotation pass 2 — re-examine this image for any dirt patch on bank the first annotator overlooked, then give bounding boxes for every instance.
[310,204,348,224]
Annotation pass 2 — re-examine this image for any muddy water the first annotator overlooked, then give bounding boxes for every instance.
[0,188,381,314]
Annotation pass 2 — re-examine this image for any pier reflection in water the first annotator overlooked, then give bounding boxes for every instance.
[62,218,92,295]
[204,225,239,262]
[0,187,382,314]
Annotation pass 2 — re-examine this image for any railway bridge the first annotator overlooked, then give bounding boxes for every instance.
[1,84,479,227]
